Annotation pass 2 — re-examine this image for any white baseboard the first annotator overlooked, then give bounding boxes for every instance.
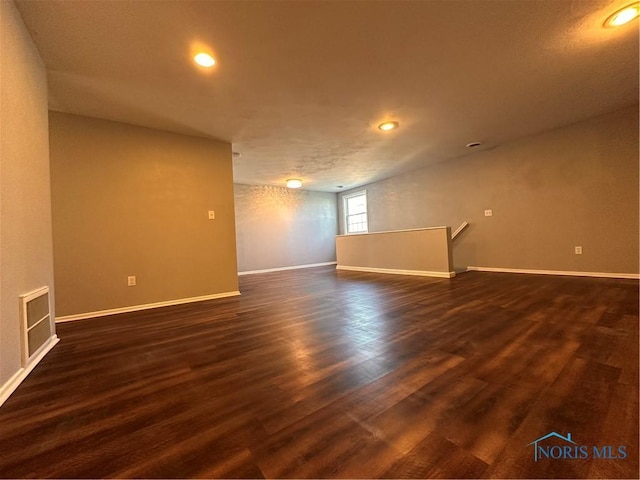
[466,266,639,280]
[55,290,241,323]
[238,261,337,276]
[0,335,59,408]
[336,265,455,278]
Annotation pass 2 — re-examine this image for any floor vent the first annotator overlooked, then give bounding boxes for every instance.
[20,286,54,366]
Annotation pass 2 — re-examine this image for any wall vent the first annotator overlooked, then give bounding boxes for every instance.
[19,286,55,367]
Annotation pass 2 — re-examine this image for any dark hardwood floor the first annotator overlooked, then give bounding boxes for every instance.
[0,267,638,479]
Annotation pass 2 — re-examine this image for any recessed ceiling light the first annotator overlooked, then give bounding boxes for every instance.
[286,179,303,189]
[378,121,399,131]
[604,3,639,27]
[466,142,482,148]
[194,52,216,67]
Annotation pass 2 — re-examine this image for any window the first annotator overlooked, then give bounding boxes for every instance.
[344,190,368,234]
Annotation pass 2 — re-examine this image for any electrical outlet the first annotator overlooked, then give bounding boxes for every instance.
[574,246,582,255]
[484,209,493,217]
[208,210,216,220]
[127,275,136,286]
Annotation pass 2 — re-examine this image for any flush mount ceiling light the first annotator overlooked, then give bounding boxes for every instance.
[604,3,639,27]
[286,179,303,189]
[194,52,216,67]
[466,142,482,148]
[378,121,399,131]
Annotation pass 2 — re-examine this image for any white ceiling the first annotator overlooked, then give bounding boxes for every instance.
[15,0,639,192]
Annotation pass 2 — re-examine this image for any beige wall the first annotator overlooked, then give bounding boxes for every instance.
[0,1,55,387]
[339,106,639,274]
[234,184,337,272]
[49,112,238,317]
[336,227,453,276]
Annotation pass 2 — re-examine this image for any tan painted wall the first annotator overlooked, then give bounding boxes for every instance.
[338,106,639,274]
[336,227,453,274]
[0,1,55,386]
[49,112,238,317]
[234,184,337,272]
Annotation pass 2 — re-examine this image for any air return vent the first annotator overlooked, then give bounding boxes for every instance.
[20,287,54,366]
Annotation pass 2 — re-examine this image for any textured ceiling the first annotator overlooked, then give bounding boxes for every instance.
[15,0,639,192]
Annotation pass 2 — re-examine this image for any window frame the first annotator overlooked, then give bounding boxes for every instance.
[343,190,369,234]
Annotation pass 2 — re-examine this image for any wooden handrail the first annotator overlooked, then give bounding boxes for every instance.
[451,221,469,240]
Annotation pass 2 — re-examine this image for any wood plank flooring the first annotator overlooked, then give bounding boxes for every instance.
[0,267,637,478]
